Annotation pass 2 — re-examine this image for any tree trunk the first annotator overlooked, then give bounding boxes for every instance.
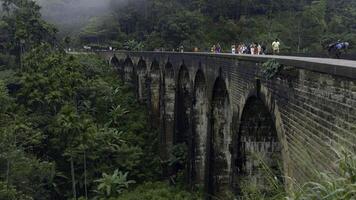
[235,0,241,21]
[6,159,10,187]
[84,150,88,200]
[70,156,77,200]
[297,21,302,53]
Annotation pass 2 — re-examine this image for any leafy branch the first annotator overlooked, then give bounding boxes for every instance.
[261,59,284,79]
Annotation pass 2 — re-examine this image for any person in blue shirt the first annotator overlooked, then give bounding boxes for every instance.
[328,40,350,59]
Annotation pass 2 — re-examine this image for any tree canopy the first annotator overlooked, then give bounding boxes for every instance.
[63,0,356,53]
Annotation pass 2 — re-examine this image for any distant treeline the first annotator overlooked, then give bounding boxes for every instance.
[70,0,356,54]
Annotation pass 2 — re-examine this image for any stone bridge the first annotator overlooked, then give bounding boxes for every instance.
[99,51,356,198]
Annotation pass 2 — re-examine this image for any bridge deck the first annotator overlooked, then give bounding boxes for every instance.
[122,51,356,79]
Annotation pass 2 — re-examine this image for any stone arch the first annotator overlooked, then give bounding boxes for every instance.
[124,57,134,83]
[208,76,232,198]
[162,62,175,159]
[149,59,161,128]
[136,59,148,103]
[110,55,120,67]
[174,65,192,145]
[192,69,208,185]
[232,87,285,196]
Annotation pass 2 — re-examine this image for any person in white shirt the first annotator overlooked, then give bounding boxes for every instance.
[272,39,280,54]
[231,44,236,54]
[257,44,262,55]
[250,43,255,55]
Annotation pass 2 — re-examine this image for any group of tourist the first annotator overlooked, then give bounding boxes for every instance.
[210,43,222,53]
[231,43,265,55]
[209,39,281,55]
[170,39,282,55]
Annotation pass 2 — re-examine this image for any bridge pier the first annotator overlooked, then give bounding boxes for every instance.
[136,59,148,103]
[207,77,232,198]
[192,69,208,185]
[149,60,161,128]
[162,62,176,161]
[174,65,193,182]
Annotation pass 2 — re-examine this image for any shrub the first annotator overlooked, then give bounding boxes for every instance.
[116,182,201,200]
[293,149,356,200]
[261,59,284,79]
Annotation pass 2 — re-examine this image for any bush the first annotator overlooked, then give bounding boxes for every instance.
[0,182,32,200]
[116,182,201,200]
[293,149,356,200]
[261,59,284,79]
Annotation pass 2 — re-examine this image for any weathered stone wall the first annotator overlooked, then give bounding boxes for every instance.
[192,70,208,185]
[102,51,356,198]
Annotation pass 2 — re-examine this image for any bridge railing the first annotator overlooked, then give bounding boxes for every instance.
[107,51,356,79]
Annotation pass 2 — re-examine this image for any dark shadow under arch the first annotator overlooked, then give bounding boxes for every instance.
[137,59,147,71]
[175,65,191,145]
[124,57,134,83]
[232,95,283,196]
[164,62,174,79]
[110,55,120,67]
[172,64,193,183]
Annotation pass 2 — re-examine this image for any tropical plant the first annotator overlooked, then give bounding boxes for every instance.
[168,143,188,167]
[0,182,32,200]
[261,59,284,79]
[123,40,144,51]
[94,170,135,198]
[294,148,356,200]
[116,181,202,200]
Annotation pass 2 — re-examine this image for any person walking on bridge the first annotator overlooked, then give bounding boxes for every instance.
[272,39,280,55]
[327,40,350,58]
[211,45,216,53]
[216,43,222,53]
[179,45,184,53]
[231,44,236,54]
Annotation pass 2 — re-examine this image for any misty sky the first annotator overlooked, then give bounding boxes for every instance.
[35,0,114,35]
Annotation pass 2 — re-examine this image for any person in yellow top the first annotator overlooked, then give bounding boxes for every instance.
[272,39,280,54]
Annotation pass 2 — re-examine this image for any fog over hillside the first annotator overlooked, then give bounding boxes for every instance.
[35,0,114,36]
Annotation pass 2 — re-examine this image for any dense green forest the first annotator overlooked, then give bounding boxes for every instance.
[37,0,356,53]
[0,0,197,199]
[0,0,355,199]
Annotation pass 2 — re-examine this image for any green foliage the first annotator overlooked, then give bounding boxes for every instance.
[0,0,57,68]
[94,170,135,199]
[293,149,356,200]
[0,44,160,199]
[0,80,11,111]
[238,152,286,200]
[261,59,284,79]
[169,143,188,167]
[59,0,356,53]
[0,182,32,200]
[1,1,356,199]
[123,40,144,51]
[116,182,201,200]
[0,79,55,200]
[237,149,356,200]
